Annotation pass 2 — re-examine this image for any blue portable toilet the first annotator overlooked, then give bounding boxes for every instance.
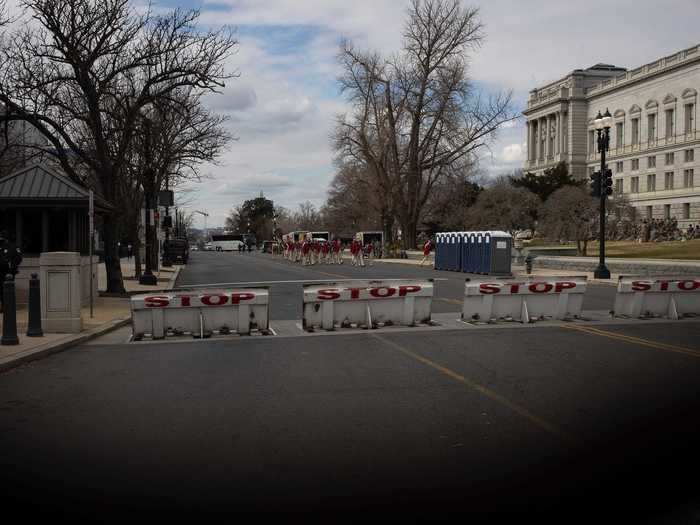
[447,233,456,270]
[465,232,475,272]
[482,232,492,274]
[435,233,443,270]
[460,231,471,273]
[485,231,513,275]
[474,233,484,273]
[452,232,463,271]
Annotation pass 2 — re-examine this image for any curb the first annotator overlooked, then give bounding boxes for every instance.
[0,317,131,374]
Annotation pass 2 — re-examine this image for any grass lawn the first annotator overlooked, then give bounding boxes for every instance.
[524,239,700,260]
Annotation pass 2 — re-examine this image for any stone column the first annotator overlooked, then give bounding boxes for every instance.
[555,112,561,155]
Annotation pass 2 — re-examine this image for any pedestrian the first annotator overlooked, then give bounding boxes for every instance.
[419,237,433,266]
[321,240,329,264]
[365,242,373,266]
[302,237,311,265]
[127,243,133,260]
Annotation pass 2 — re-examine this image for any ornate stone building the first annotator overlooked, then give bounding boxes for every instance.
[523,44,699,227]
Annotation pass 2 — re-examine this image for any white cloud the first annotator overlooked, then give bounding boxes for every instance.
[500,143,525,164]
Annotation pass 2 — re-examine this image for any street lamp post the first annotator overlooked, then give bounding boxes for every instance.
[139,103,158,286]
[162,173,172,268]
[593,109,613,279]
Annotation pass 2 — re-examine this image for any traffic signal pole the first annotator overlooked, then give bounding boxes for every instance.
[592,109,612,279]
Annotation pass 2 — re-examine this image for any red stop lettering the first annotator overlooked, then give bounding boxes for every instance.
[176,295,193,307]
[144,296,170,308]
[554,282,576,293]
[347,287,362,299]
[677,280,700,291]
[509,283,522,294]
[631,280,651,291]
[529,282,553,293]
[370,287,396,298]
[201,294,229,306]
[398,285,422,296]
[479,283,501,294]
[230,292,255,304]
[317,288,341,300]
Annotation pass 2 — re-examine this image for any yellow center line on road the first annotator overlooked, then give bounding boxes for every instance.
[372,334,574,443]
[560,324,700,359]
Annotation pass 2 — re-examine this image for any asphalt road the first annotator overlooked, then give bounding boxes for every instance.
[174,250,618,319]
[1,251,698,522]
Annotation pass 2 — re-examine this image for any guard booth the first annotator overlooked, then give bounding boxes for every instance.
[0,164,110,304]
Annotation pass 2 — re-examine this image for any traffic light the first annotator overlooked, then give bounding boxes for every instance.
[589,171,601,197]
[602,168,613,197]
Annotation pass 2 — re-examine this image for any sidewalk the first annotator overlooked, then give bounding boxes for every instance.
[0,258,183,372]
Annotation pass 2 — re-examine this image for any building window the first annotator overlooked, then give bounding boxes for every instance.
[685,104,695,134]
[631,118,640,145]
[648,155,656,168]
[683,203,691,220]
[631,158,639,171]
[647,174,656,192]
[615,122,624,148]
[616,161,624,173]
[665,109,674,138]
[588,130,595,155]
[631,176,639,193]
[685,149,694,162]
[684,169,694,187]
[665,152,674,165]
[646,205,653,219]
[615,179,623,194]
[647,113,656,143]
[664,204,671,219]
[664,172,674,190]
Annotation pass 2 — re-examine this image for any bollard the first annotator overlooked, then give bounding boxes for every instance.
[26,273,43,337]
[1,274,19,345]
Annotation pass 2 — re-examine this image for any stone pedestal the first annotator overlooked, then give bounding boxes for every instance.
[40,252,82,333]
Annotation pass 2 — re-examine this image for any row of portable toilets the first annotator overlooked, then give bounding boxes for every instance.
[434,231,513,275]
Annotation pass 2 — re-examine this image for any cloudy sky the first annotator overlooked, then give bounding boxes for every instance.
[8,0,700,228]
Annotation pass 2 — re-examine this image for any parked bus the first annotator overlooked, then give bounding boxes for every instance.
[211,233,244,251]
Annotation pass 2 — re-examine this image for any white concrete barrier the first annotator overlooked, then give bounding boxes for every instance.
[131,288,270,339]
[462,276,587,323]
[613,276,700,320]
[303,279,433,330]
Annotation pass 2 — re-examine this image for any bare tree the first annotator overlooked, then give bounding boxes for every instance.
[335,0,515,248]
[538,186,598,255]
[0,0,237,292]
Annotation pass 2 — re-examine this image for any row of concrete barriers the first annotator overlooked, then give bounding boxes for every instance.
[130,276,700,339]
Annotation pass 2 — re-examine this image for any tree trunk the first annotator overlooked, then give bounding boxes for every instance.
[402,217,418,250]
[103,214,126,294]
[133,235,142,278]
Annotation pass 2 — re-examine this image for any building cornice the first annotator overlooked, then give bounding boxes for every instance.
[585,45,700,100]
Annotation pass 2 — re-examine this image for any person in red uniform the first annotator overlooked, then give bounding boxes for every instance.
[302,238,311,265]
[365,242,373,266]
[321,240,329,264]
[419,237,434,266]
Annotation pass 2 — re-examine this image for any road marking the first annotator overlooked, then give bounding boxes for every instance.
[436,297,463,306]
[560,324,700,358]
[372,334,573,442]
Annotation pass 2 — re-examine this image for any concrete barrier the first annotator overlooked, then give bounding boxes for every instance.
[462,276,587,323]
[303,279,433,331]
[131,288,270,339]
[613,276,700,320]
